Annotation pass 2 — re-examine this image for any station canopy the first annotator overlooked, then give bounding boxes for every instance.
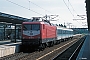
[0,12,31,24]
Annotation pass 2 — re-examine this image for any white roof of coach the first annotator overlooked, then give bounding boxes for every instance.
[57,26,73,31]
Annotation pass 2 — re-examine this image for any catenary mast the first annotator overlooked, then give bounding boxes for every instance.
[86,0,90,32]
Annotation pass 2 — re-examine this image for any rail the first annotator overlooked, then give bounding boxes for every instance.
[53,35,86,60]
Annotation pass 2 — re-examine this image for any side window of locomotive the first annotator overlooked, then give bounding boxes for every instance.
[32,24,40,30]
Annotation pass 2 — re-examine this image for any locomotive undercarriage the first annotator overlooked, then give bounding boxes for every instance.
[20,37,73,52]
[21,39,56,52]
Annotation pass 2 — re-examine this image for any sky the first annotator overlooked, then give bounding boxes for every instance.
[0,0,87,28]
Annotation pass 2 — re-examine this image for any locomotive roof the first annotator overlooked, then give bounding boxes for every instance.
[22,21,54,26]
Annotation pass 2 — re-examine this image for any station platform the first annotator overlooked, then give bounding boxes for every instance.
[0,39,21,57]
[76,34,90,60]
[0,39,21,45]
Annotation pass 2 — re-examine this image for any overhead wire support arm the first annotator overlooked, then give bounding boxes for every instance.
[77,15,86,19]
[73,15,86,20]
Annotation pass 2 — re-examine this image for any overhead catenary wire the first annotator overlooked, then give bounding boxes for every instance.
[28,0,30,10]
[63,0,86,28]
[68,0,87,27]
[5,0,60,24]
[29,0,87,28]
[6,0,43,16]
[27,0,68,24]
[5,0,63,22]
[68,0,78,15]
[6,0,61,20]
[27,0,74,27]
[63,0,74,17]
[68,0,86,19]
[27,0,53,14]
[5,0,84,28]
[63,0,81,27]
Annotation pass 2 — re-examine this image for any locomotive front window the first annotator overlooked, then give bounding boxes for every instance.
[23,24,40,30]
[23,24,31,30]
[32,24,40,30]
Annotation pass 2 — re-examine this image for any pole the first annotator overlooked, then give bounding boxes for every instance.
[15,24,16,43]
[86,0,90,33]
[4,25,6,40]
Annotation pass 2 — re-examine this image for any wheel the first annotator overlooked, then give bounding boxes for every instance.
[38,44,45,51]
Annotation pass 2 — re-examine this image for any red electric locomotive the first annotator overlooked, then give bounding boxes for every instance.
[21,17,57,49]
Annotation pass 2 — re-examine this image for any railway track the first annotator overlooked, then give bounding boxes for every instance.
[0,35,85,60]
[53,35,86,60]
[0,52,29,60]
